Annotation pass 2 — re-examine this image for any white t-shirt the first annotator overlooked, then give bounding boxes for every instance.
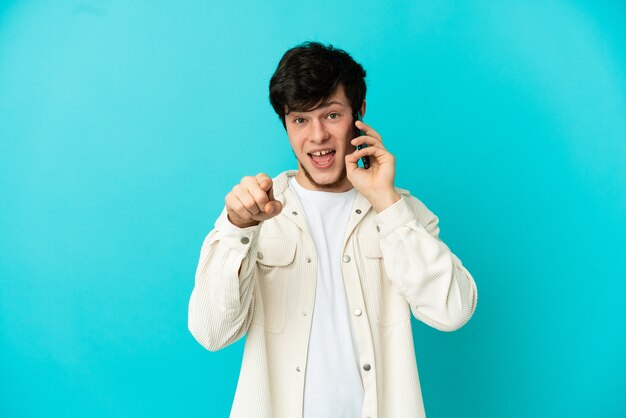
[289,177,364,418]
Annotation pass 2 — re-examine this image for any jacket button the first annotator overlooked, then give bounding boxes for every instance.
[257,252,264,260]
[296,367,301,372]
[292,211,298,216]
[241,237,250,244]
[342,255,351,263]
[376,226,380,232]
[354,309,362,316]
[355,209,362,214]
[306,257,311,263]
[363,364,371,371]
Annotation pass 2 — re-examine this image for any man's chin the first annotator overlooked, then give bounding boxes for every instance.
[301,165,348,190]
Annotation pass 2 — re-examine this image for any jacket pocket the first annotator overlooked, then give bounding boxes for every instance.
[359,235,411,327]
[254,237,297,334]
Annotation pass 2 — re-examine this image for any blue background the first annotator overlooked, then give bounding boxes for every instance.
[1,1,625,417]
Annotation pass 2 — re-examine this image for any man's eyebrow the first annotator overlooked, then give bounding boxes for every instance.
[319,100,346,108]
[303,100,348,112]
[287,100,348,116]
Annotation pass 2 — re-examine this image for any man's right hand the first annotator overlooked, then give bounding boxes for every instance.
[225,173,283,228]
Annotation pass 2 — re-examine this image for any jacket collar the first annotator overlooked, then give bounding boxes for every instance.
[273,171,309,233]
[272,171,373,240]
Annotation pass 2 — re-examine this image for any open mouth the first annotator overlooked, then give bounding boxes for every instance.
[308,149,336,168]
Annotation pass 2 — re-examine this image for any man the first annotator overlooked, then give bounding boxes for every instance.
[188,42,477,418]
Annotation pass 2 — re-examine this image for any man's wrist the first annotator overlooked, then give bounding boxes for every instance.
[369,189,401,213]
[227,214,260,229]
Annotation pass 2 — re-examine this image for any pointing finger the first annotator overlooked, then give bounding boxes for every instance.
[256,173,273,192]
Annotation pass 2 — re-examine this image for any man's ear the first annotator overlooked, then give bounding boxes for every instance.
[359,100,366,118]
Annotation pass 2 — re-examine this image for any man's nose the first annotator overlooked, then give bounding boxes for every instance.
[309,119,330,142]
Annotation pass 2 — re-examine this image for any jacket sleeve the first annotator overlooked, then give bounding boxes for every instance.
[375,195,477,332]
[188,209,259,351]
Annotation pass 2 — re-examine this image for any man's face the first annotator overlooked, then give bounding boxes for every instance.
[285,85,359,192]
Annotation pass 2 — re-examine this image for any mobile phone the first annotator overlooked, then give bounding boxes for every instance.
[354,112,370,169]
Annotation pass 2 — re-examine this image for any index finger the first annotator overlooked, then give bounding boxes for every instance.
[355,120,382,142]
[256,173,272,192]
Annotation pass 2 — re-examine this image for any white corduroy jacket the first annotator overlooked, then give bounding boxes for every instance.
[188,171,477,418]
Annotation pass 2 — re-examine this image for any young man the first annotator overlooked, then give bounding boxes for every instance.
[188,42,477,418]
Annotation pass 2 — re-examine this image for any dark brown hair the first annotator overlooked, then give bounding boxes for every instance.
[269,42,367,127]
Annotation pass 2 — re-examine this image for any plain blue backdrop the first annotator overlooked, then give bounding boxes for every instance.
[1,1,625,417]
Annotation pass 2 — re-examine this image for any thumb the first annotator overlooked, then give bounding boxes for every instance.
[265,200,283,216]
[345,154,358,176]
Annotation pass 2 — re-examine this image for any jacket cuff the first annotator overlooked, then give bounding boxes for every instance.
[374,196,419,237]
[215,209,261,250]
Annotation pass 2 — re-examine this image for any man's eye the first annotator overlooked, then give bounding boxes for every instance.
[294,117,306,124]
[327,113,339,120]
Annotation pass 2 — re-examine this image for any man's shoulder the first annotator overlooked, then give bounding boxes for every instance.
[393,186,438,221]
[393,186,424,208]
[394,186,411,197]
[271,170,297,198]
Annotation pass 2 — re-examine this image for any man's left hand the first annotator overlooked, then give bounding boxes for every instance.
[345,120,400,213]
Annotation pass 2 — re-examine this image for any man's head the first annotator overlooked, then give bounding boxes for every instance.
[269,42,367,127]
[269,42,367,191]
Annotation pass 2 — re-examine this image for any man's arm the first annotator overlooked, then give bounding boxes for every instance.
[188,213,259,351]
[347,120,477,331]
[375,196,477,331]
[188,174,282,351]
